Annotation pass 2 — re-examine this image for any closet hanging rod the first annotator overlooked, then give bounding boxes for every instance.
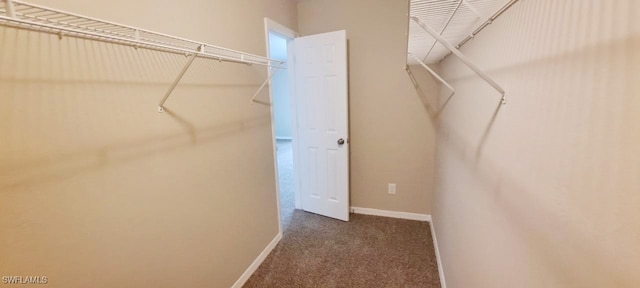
[411,16,506,104]
[0,0,285,68]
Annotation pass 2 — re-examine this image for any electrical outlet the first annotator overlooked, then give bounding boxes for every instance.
[388,183,396,195]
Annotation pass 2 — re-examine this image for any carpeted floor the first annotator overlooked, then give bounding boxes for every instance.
[244,210,441,288]
[276,140,295,229]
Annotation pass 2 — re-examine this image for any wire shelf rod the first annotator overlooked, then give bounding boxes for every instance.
[0,0,283,67]
[0,0,288,111]
[411,16,506,104]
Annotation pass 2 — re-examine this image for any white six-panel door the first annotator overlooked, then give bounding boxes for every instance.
[293,30,349,221]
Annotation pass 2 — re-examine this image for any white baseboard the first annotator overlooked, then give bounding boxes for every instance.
[350,206,431,222]
[231,232,282,288]
[429,217,446,288]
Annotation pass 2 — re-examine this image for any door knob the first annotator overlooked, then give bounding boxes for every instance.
[337,138,345,145]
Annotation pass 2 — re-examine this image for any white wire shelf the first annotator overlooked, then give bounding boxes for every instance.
[406,0,516,104]
[407,0,518,65]
[0,0,284,67]
[0,0,286,111]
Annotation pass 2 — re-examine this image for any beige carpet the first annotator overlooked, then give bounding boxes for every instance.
[244,210,441,288]
[276,140,295,229]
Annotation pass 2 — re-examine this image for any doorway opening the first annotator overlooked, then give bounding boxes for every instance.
[266,21,350,230]
[265,19,298,232]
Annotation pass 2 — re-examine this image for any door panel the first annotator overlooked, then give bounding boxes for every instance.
[294,30,349,221]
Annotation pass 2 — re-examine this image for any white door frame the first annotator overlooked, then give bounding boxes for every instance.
[263,18,300,235]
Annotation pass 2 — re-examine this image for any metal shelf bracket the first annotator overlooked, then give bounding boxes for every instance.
[158,45,204,113]
[250,64,285,104]
[411,16,506,105]
[408,53,455,98]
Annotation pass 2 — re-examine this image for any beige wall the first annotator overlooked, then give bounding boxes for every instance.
[433,0,640,287]
[0,0,296,287]
[297,0,437,214]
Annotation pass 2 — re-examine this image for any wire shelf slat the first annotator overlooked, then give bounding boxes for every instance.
[0,0,284,67]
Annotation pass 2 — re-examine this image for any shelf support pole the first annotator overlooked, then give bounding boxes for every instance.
[250,63,285,104]
[158,44,203,112]
[411,16,506,104]
[5,0,16,18]
[408,53,455,98]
